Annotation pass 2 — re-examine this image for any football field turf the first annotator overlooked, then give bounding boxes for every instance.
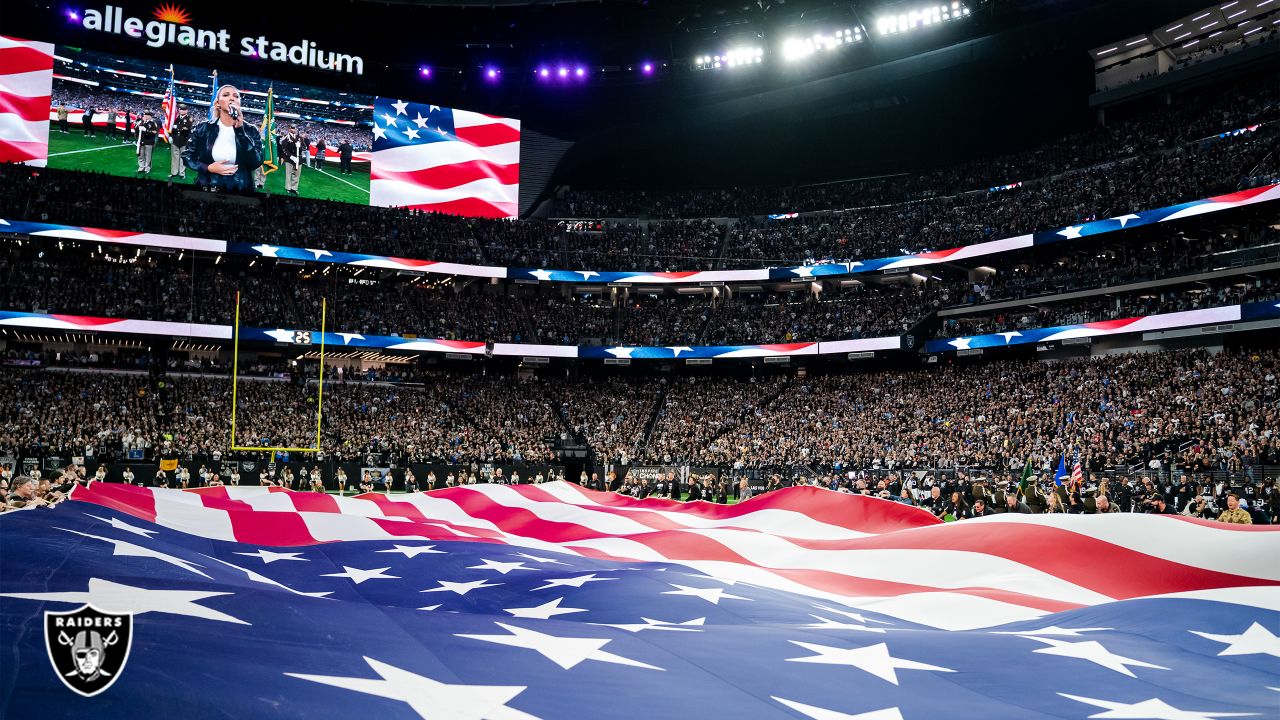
[45,130,371,205]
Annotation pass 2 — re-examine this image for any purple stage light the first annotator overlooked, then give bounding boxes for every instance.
[557,67,568,78]
[575,67,586,78]
[642,62,653,74]
[419,66,432,77]
[538,67,550,78]
[485,67,498,80]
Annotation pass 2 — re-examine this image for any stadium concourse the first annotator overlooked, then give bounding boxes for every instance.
[2,1,1279,718]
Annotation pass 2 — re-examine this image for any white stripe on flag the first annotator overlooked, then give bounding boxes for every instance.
[370,177,519,209]
[0,68,54,98]
[451,109,521,131]
[0,115,49,144]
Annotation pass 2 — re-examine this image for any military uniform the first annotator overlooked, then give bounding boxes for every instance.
[1217,508,1253,524]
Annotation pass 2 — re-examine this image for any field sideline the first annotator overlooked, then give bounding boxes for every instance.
[45,129,371,205]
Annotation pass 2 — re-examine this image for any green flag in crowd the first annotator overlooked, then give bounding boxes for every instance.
[1018,458,1034,497]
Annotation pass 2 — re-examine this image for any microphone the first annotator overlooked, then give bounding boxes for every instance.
[228,106,239,119]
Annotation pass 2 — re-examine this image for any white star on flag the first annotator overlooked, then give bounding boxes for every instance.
[948,337,973,350]
[1058,693,1257,720]
[1190,622,1280,658]
[381,112,399,128]
[1,577,247,624]
[202,555,332,599]
[1113,213,1141,227]
[467,559,534,575]
[58,527,209,578]
[578,271,600,280]
[429,105,442,113]
[264,329,299,343]
[842,261,863,274]
[372,125,387,141]
[376,544,446,558]
[998,331,1022,344]
[529,269,554,281]
[322,566,400,585]
[785,641,953,685]
[412,112,429,129]
[457,622,663,671]
[337,333,364,345]
[234,549,308,564]
[418,604,441,611]
[772,697,904,720]
[1058,225,1084,239]
[1021,636,1168,677]
[592,617,705,633]
[662,584,749,605]
[87,514,158,538]
[531,574,617,591]
[513,552,570,565]
[390,99,409,116]
[422,579,502,596]
[503,597,587,620]
[605,347,634,359]
[667,346,694,357]
[793,266,816,277]
[251,243,280,257]
[286,656,541,720]
[405,128,420,141]
[306,248,333,259]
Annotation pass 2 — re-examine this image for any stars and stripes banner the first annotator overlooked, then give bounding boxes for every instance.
[2,182,1277,285]
[370,97,521,219]
[1,482,1277,719]
[158,66,177,144]
[0,310,905,360]
[0,36,54,167]
[925,301,1280,354]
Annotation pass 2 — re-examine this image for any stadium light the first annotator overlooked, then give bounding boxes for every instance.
[781,27,865,61]
[484,67,499,81]
[878,2,969,35]
[641,62,654,74]
[419,66,432,78]
[694,47,763,70]
[67,10,79,21]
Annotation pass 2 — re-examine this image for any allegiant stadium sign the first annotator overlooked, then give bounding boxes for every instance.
[71,5,365,75]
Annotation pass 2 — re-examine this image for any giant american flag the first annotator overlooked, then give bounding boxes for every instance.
[0,35,54,167]
[1,481,1277,718]
[369,96,521,219]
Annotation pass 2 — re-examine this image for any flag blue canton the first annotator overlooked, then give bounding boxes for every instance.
[2,502,1277,719]
[372,97,456,151]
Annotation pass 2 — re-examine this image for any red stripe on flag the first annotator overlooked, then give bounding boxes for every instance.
[454,123,521,147]
[0,139,46,163]
[3,92,51,121]
[397,197,517,219]
[370,159,520,190]
[0,46,54,74]
[69,482,158,523]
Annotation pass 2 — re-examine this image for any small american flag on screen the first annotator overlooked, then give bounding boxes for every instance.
[0,35,54,167]
[369,97,521,219]
[158,66,177,144]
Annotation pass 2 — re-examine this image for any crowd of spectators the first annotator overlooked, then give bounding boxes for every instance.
[559,73,1276,218]
[1,349,1276,507]
[641,348,1280,479]
[53,86,373,151]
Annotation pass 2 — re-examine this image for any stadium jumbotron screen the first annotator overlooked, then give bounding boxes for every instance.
[22,40,522,218]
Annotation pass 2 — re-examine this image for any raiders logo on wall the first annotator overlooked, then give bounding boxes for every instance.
[44,605,133,697]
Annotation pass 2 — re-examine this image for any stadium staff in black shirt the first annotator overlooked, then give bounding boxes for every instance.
[338,139,353,174]
[135,111,159,175]
[169,105,194,179]
[183,84,263,192]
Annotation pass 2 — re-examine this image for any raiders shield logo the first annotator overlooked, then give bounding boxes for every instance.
[44,605,133,697]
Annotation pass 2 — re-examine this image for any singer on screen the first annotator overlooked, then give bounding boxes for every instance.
[183,84,263,192]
